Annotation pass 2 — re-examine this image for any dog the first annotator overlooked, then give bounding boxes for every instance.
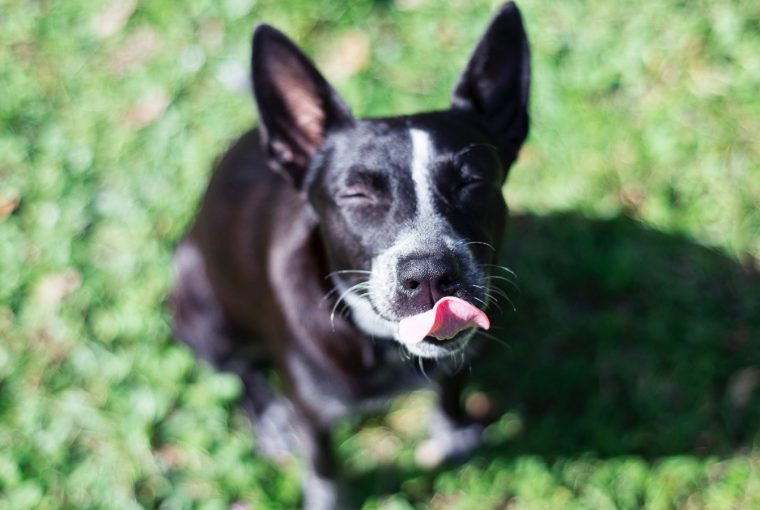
[170,3,530,508]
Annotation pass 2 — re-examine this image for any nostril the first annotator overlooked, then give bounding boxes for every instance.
[436,273,461,295]
[403,279,421,291]
[397,255,463,299]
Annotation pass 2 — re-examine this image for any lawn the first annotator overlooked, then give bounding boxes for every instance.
[1,0,759,508]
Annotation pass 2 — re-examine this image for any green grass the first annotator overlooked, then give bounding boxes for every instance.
[1,0,759,508]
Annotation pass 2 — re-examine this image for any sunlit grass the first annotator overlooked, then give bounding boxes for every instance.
[1,0,759,508]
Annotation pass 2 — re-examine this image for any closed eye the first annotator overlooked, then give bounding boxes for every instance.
[454,176,485,193]
[338,169,389,204]
[338,187,376,203]
[339,191,370,199]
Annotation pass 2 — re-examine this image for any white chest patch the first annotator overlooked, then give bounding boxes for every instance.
[409,128,436,220]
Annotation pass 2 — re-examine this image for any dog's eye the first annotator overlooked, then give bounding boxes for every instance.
[337,187,374,203]
[340,192,371,200]
[338,170,390,204]
[454,175,485,194]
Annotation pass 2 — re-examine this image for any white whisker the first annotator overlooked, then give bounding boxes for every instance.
[475,330,512,350]
[330,281,372,329]
[483,293,505,314]
[459,240,496,252]
[486,274,520,291]
[495,290,517,312]
[324,269,372,280]
[486,286,511,301]
[320,286,341,306]
[452,239,497,261]
[418,356,432,382]
[482,263,519,280]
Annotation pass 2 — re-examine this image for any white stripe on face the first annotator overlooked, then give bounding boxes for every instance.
[409,128,436,219]
[357,126,486,342]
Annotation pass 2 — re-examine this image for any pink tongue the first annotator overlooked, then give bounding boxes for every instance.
[398,296,490,346]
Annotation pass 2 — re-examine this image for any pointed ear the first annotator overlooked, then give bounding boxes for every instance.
[251,25,353,187]
[452,2,531,164]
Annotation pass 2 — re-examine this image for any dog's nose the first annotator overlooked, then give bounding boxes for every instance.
[397,255,461,310]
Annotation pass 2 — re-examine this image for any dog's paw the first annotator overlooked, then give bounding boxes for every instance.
[302,472,354,510]
[253,398,299,462]
[414,410,484,468]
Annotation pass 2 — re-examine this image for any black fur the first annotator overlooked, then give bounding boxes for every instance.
[171,4,530,509]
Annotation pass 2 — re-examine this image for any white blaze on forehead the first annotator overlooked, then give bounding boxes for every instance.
[409,128,436,219]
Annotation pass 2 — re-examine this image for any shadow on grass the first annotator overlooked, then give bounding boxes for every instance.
[349,212,760,501]
[484,212,759,458]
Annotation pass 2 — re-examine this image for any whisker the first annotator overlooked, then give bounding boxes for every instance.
[470,283,506,314]
[475,330,512,350]
[472,296,487,307]
[330,297,347,329]
[324,269,371,280]
[483,294,505,314]
[330,282,371,329]
[496,290,517,312]
[320,271,369,304]
[487,287,514,307]
[452,237,496,251]
[321,286,341,305]
[447,350,465,374]
[461,240,496,252]
[418,356,432,383]
[482,264,519,280]
[486,274,520,291]
[486,286,511,300]
[323,281,370,304]
[473,294,503,315]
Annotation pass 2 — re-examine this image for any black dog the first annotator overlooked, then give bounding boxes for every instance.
[171,3,530,508]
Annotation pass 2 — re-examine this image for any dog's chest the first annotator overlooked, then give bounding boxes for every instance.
[292,337,429,421]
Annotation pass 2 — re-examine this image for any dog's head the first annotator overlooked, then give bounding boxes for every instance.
[251,3,530,358]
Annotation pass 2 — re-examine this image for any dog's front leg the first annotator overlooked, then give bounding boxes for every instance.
[301,428,339,510]
[416,370,486,468]
[285,354,352,510]
[294,415,352,510]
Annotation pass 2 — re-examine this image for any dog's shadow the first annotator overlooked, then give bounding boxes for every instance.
[348,211,760,501]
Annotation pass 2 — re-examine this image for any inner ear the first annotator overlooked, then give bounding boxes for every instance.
[263,45,327,157]
[252,25,353,186]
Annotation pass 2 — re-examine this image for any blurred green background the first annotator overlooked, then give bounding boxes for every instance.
[1,0,759,508]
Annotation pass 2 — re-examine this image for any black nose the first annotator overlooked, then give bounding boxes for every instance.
[397,254,461,310]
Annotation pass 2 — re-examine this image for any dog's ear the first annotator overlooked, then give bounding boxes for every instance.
[251,25,353,187]
[452,2,530,164]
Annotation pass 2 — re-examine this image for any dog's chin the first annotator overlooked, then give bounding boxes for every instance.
[399,329,475,359]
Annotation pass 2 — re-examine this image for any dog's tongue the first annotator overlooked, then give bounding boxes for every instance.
[398,296,490,346]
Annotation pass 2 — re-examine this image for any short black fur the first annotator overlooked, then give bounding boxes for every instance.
[171,4,530,509]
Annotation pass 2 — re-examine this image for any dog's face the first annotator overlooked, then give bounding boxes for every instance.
[308,116,508,357]
[251,4,530,358]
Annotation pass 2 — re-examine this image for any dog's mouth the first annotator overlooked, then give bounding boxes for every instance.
[397,296,490,346]
[356,293,490,358]
[340,287,489,358]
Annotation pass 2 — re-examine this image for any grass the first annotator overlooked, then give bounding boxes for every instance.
[1,0,759,508]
